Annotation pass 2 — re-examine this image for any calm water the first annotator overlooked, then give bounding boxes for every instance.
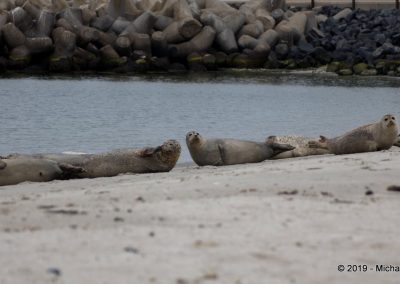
[1,71,400,163]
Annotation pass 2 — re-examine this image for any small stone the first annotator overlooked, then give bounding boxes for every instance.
[113,217,124,222]
[365,190,374,195]
[149,231,155,237]
[203,272,218,280]
[387,185,400,192]
[337,68,353,76]
[136,196,145,202]
[124,246,139,254]
[278,190,298,195]
[47,267,61,277]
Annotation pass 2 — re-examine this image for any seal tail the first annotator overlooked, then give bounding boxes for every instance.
[58,163,86,179]
[266,136,296,152]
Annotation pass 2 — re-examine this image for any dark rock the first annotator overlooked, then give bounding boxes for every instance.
[382,42,395,54]
[297,38,314,54]
[375,61,389,75]
[202,54,216,70]
[0,57,6,73]
[168,63,186,72]
[275,42,289,59]
[374,33,386,46]
[392,33,400,45]
[214,52,227,67]
[308,27,325,40]
[91,15,115,32]
[372,47,385,59]
[264,51,279,68]
[336,38,352,51]
[149,56,170,71]
[271,9,284,23]
[313,47,331,64]
[49,56,71,72]
[231,53,251,68]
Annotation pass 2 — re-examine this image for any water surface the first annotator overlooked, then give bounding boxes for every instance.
[1,71,399,162]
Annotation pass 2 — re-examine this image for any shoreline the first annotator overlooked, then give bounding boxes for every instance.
[1,148,400,283]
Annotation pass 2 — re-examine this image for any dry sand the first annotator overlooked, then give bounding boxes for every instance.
[1,148,400,284]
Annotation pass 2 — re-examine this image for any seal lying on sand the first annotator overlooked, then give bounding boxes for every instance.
[0,158,84,186]
[6,140,181,178]
[272,136,330,159]
[186,131,295,166]
[309,114,399,155]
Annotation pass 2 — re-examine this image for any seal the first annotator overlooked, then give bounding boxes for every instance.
[186,131,295,166]
[272,135,331,159]
[7,140,181,178]
[309,114,399,155]
[0,158,84,186]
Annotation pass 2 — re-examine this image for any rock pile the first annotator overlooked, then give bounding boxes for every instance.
[0,0,399,75]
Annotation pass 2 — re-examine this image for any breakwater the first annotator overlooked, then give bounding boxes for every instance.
[0,0,399,75]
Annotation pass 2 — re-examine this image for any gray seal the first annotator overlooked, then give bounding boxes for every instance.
[0,158,84,186]
[309,114,399,155]
[272,135,330,159]
[7,140,181,178]
[186,131,295,166]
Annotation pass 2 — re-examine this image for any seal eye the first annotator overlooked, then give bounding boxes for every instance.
[392,117,395,120]
[385,118,388,121]
[188,133,192,137]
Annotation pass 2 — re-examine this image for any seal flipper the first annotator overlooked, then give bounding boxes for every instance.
[137,146,162,157]
[266,136,295,155]
[217,143,226,166]
[0,160,6,170]
[58,163,86,179]
[308,136,329,149]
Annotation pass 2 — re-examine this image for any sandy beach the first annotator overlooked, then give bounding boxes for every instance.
[0,148,400,284]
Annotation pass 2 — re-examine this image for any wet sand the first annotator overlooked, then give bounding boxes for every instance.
[0,148,400,284]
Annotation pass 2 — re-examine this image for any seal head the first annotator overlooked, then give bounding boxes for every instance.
[186,131,202,146]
